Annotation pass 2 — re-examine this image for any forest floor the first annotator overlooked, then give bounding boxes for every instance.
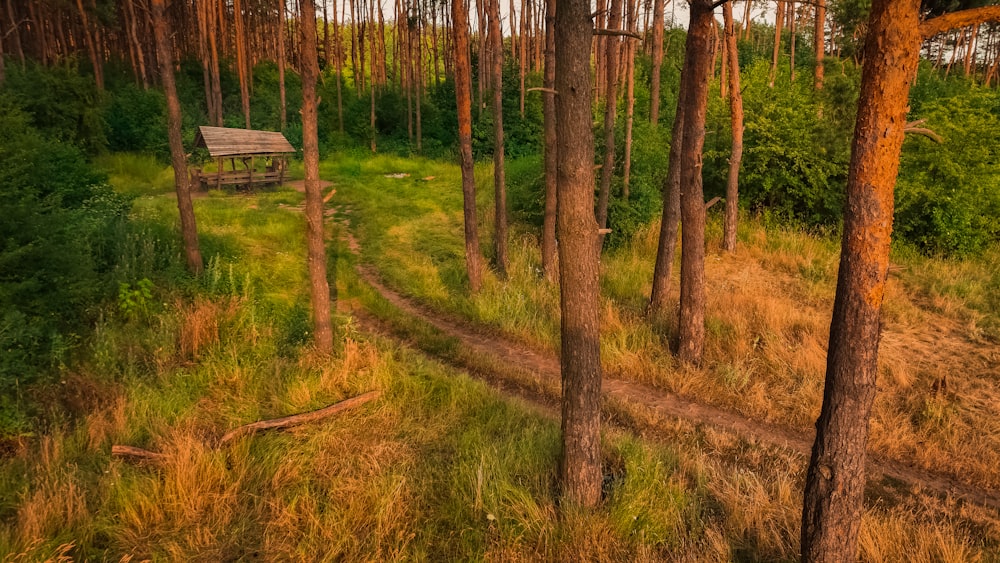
[336,217,1000,513]
[3,153,998,561]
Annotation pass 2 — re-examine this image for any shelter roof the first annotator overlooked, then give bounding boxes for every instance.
[194,126,295,157]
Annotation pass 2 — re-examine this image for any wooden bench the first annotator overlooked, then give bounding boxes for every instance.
[190,167,286,191]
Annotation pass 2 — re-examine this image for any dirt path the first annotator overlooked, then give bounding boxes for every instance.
[333,227,1000,514]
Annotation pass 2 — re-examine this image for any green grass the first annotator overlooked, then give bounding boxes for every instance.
[1,154,996,561]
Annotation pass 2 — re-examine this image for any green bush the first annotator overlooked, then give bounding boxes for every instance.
[3,61,107,153]
[104,83,168,155]
[896,85,1000,256]
[0,98,131,409]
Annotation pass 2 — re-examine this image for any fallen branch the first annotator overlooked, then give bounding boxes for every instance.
[112,391,381,463]
[526,87,558,95]
[705,196,722,210]
[219,391,381,446]
[111,445,168,463]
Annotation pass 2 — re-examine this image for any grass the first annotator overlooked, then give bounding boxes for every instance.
[1,154,997,561]
[332,152,1000,495]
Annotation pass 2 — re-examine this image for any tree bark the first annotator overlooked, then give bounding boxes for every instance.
[541,0,558,282]
[596,0,622,231]
[555,0,602,509]
[723,1,744,253]
[453,0,484,292]
[234,0,252,128]
[622,0,638,199]
[676,0,714,365]
[5,0,23,69]
[815,0,825,89]
[800,1,920,560]
[769,0,785,88]
[964,24,978,77]
[519,0,527,115]
[648,0,665,124]
[152,0,203,275]
[126,0,149,89]
[789,1,797,82]
[648,63,687,316]
[333,0,344,132]
[488,0,508,278]
[75,0,103,90]
[208,0,224,125]
[300,0,335,354]
[920,6,1000,38]
[801,3,1000,559]
[279,0,288,130]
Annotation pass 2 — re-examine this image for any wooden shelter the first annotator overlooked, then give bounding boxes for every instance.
[191,126,296,190]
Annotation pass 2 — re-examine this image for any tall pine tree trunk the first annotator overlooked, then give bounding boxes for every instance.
[333,0,344,132]
[722,1,744,252]
[622,0,638,199]
[677,0,714,365]
[596,0,622,231]
[555,0,602,509]
[648,66,687,315]
[769,0,785,88]
[208,0,224,125]
[649,0,664,124]
[75,0,104,90]
[234,0,252,127]
[279,0,288,130]
[815,0,825,89]
[152,0,202,275]
[789,1,797,82]
[453,0,484,292]
[488,0,508,277]
[801,0,922,558]
[541,0,558,281]
[299,0,335,354]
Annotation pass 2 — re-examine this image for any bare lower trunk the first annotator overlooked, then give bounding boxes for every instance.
[723,1,744,252]
[596,0,622,231]
[334,0,344,132]
[541,0,558,281]
[789,1,797,82]
[488,0,508,277]
[676,0,714,366]
[622,0,637,199]
[649,0,665,124]
[555,0,602,509]
[234,0,251,128]
[648,68,687,315]
[801,1,921,559]
[453,0,484,292]
[769,0,785,88]
[75,0,104,90]
[299,0,335,354]
[815,0,826,89]
[278,0,287,129]
[152,0,202,275]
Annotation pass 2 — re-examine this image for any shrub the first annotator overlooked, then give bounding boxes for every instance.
[0,98,131,408]
[896,86,1000,256]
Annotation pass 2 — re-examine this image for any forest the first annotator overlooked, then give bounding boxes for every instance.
[2,0,1000,560]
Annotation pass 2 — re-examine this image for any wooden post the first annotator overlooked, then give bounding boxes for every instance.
[216,157,223,190]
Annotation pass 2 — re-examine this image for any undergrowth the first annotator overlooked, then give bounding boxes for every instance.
[1,155,996,561]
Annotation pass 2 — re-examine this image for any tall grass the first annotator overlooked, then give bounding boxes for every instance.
[1,154,995,561]
[333,152,1000,494]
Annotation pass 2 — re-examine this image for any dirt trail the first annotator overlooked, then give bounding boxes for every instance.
[333,226,1000,514]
